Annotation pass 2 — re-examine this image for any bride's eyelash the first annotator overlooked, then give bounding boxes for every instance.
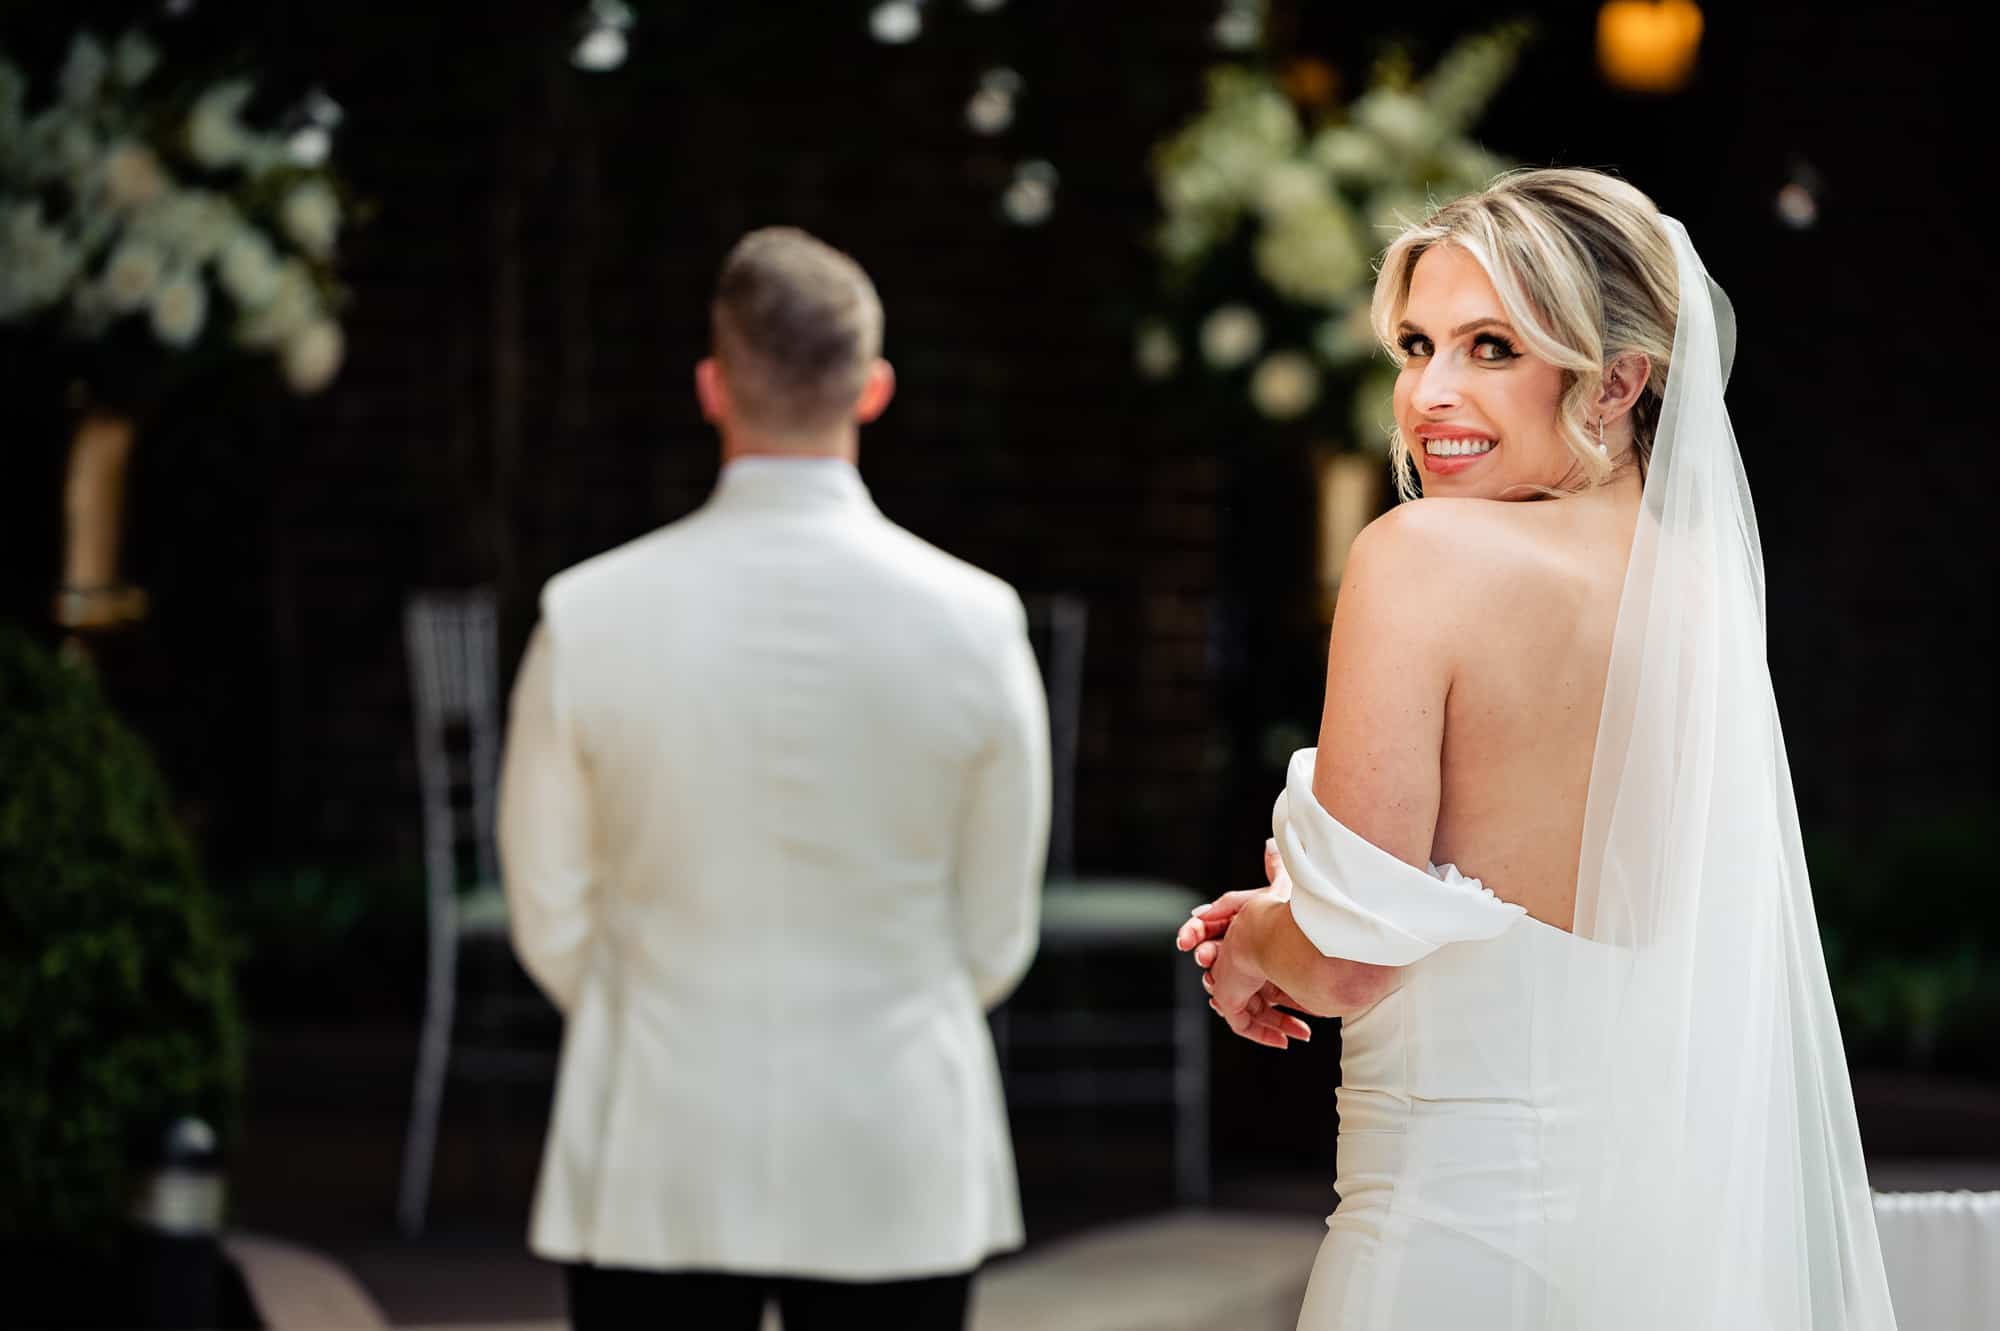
[1397,330,1517,360]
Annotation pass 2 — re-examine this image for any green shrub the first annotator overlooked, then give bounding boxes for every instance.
[0,623,244,1244]
[1811,803,2000,1078]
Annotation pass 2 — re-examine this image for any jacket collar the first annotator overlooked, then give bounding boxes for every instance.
[710,456,874,514]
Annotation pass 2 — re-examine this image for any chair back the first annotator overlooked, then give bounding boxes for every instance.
[404,589,502,914]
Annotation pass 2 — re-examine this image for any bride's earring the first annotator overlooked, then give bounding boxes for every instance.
[1593,415,1610,459]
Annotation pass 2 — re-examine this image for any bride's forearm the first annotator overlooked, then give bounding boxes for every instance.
[1242,896,1398,1018]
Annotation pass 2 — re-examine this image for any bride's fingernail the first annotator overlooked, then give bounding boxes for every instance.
[1190,904,1211,917]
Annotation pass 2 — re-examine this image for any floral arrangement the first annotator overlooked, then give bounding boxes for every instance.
[0,26,351,406]
[1136,24,1528,453]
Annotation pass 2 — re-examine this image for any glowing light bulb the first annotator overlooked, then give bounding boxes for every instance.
[870,2,922,44]
[572,25,627,71]
[1596,0,1704,93]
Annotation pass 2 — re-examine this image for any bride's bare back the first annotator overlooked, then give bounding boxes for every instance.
[1428,479,1639,929]
[1307,242,1654,935]
[1307,475,1640,934]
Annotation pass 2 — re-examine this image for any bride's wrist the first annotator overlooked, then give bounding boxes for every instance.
[1236,895,1280,973]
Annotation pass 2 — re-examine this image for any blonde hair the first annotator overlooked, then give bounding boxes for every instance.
[712,227,883,437]
[1369,168,1680,501]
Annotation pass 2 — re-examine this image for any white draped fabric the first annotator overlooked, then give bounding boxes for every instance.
[1871,1191,2000,1331]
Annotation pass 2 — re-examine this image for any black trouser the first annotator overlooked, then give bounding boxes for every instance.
[563,1264,972,1331]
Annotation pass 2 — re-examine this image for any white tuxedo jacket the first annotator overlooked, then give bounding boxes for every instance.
[498,457,1050,1278]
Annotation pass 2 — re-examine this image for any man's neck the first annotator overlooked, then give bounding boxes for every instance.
[720,427,858,467]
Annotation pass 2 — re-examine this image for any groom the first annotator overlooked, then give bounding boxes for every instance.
[498,227,1052,1330]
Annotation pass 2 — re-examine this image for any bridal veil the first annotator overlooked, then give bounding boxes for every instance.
[1541,216,1897,1328]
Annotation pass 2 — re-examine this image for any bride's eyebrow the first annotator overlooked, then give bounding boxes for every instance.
[1397,317,1516,338]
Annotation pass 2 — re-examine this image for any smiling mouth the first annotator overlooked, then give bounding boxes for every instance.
[1422,437,1497,457]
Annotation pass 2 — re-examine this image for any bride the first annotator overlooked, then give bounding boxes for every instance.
[1176,169,1898,1329]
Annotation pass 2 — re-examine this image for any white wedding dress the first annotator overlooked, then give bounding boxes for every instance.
[1277,751,1601,1328]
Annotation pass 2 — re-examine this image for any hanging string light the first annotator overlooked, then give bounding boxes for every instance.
[572,0,634,72]
[284,87,344,167]
[966,68,1022,135]
[1212,0,1265,53]
[1596,0,1704,93]
[1001,159,1057,226]
[1774,157,1823,230]
[857,1,1053,225]
[869,1,923,45]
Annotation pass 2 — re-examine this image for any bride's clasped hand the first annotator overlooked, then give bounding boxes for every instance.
[1174,837,1398,1049]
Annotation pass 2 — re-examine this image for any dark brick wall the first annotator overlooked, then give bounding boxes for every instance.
[3,0,1989,905]
[2,0,1991,1196]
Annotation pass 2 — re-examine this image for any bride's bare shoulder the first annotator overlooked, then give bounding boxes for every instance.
[1350,498,1546,588]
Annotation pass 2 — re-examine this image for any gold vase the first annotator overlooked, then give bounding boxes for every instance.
[54,410,149,632]
[1314,447,1385,619]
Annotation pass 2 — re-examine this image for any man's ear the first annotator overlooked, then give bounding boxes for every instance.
[854,359,896,426]
[695,357,729,426]
[1596,351,1651,425]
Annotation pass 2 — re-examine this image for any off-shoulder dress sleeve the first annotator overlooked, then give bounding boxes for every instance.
[1272,748,1524,966]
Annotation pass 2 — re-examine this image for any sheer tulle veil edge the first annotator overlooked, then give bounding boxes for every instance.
[1543,216,1898,1329]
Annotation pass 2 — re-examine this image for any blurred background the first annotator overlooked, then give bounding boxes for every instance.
[3,0,1993,1326]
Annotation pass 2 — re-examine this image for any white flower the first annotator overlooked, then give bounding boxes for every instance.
[57,121,100,181]
[219,228,281,307]
[1350,362,1401,453]
[1313,304,1381,368]
[279,179,340,258]
[131,189,237,265]
[1151,70,1300,221]
[1158,158,1230,216]
[1134,321,1179,379]
[0,203,83,321]
[103,238,167,312]
[236,133,294,176]
[59,33,108,105]
[282,318,345,394]
[113,30,161,87]
[1241,86,1301,153]
[1254,159,1328,218]
[150,270,208,347]
[1200,305,1263,370]
[102,142,169,210]
[188,80,254,169]
[23,108,101,184]
[1155,215,1214,266]
[1422,29,1523,134]
[1351,88,1440,159]
[1249,351,1320,420]
[1254,197,1368,308]
[1310,125,1392,185]
[237,259,317,346]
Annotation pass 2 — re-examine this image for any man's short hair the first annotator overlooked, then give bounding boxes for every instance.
[711,227,883,437]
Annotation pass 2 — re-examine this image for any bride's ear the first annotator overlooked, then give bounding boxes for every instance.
[1596,351,1651,426]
